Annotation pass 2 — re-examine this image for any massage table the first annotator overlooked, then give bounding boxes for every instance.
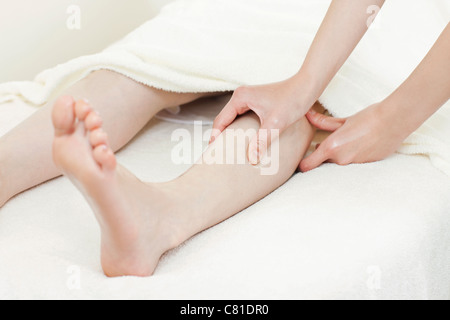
[1,97,449,299]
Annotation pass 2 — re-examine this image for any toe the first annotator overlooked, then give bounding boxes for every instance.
[93,145,117,171]
[52,95,76,136]
[75,100,92,121]
[85,111,103,131]
[89,129,109,147]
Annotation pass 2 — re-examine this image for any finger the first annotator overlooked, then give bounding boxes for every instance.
[296,143,321,172]
[299,143,330,172]
[306,109,346,132]
[248,121,283,165]
[210,106,238,144]
[210,100,249,144]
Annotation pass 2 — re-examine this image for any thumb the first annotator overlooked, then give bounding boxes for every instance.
[248,121,282,165]
[210,106,238,144]
[306,110,346,132]
[211,98,249,144]
[299,142,330,172]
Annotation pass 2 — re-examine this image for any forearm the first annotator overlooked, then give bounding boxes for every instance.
[382,23,450,134]
[293,0,385,108]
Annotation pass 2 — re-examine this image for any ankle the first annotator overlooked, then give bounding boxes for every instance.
[152,184,185,249]
[156,182,202,248]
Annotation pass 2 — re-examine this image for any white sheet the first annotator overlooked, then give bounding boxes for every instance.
[1,99,449,300]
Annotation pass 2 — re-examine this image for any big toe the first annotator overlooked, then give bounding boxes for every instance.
[52,96,76,136]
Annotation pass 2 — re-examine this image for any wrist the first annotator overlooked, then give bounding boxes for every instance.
[376,99,421,140]
[290,71,323,113]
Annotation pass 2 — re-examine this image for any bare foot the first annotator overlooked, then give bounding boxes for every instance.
[52,96,181,277]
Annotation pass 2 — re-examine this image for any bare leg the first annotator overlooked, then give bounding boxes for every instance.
[0,70,203,207]
[52,99,315,277]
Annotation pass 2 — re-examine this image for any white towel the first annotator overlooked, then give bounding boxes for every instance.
[0,0,449,175]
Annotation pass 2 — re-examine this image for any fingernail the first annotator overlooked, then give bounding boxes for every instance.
[308,109,317,116]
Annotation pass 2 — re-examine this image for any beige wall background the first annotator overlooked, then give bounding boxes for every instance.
[0,0,174,83]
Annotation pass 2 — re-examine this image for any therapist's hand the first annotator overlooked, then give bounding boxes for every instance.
[211,77,314,165]
[300,103,410,172]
